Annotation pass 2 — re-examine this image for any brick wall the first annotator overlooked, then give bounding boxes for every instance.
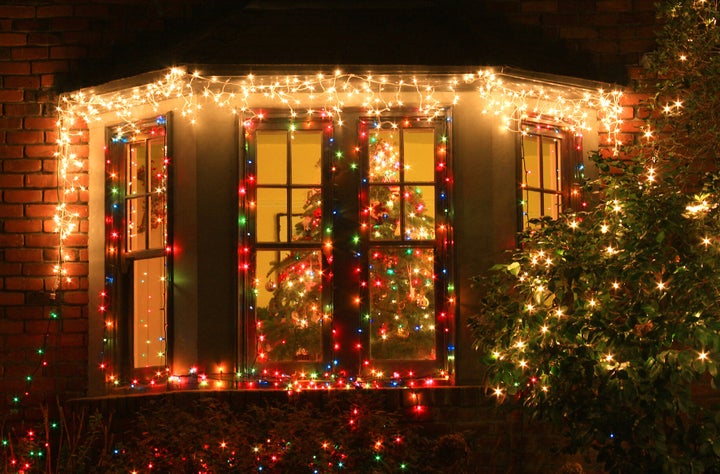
[0,1,657,423]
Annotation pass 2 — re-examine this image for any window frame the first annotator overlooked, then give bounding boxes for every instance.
[105,115,173,382]
[239,110,455,384]
[518,120,582,231]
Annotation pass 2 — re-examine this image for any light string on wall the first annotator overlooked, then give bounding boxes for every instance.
[45,66,624,393]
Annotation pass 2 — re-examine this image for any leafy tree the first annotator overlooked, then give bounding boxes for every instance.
[471,1,720,471]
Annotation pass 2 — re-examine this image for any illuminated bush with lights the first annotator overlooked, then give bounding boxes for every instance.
[472,1,720,471]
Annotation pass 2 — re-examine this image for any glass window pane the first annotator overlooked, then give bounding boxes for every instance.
[369,129,400,183]
[127,197,146,251]
[257,130,287,185]
[133,257,166,368]
[257,188,288,243]
[127,142,147,195]
[291,131,322,185]
[404,185,435,240]
[523,137,540,189]
[525,190,542,223]
[369,247,435,360]
[542,137,559,191]
[545,192,561,219]
[149,138,165,194]
[255,249,323,362]
[148,194,166,249]
[404,128,435,182]
[292,188,322,242]
[369,185,401,241]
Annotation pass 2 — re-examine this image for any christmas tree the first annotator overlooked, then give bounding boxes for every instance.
[256,187,324,362]
[366,133,436,360]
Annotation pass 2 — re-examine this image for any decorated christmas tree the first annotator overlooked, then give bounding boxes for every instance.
[366,134,436,360]
[256,187,324,362]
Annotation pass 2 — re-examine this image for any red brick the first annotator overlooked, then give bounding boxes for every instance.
[5,305,44,319]
[619,92,651,106]
[28,33,61,46]
[0,62,32,78]
[4,159,42,172]
[0,89,24,102]
[0,292,24,305]
[50,46,86,59]
[25,145,56,158]
[558,26,599,40]
[4,102,40,115]
[24,117,58,130]
[6,249,43,262]
[597,0,632,11]
[22,262,56,277]
[0,234,23,247]
[4,219,42,233]
[50,18,90,32]
[24,234,57,248]
[63,233,87,247]
[62,30,102,46]
[43,189,58,203]
[0,145,24,158]
[0,319,24,334]
[4,189,43,203]
[44,130,58,143]
[6,130,43,144]
[40,74,55,88]
[0,117,23,129]
[0,175,23,188]
[5,277,44,292]
[0,33,27,47]
[0,204,23,217]
[0,6,35,18]
[12,47,49,61]
[31,60,69,74]
[521,1,558,12]
[26,204,57,218]
[0,260,22,273]
[36,5,73,18]
[60,318,88,334]
[62,291,88,305]
[3,334,46,349]
[25,174,57,188]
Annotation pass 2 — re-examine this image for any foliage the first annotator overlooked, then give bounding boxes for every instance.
[471,1,720,471]
[2,394,473,473]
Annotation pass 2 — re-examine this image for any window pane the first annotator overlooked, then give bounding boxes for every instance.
[523,137,540,189]
[127,197,146,251]
[369,247,436,360]
[524,190,542,223]
[369,129,400,183]
[255,249,323,362]
[542,137,559,190]
[404,185,435,240]
[149,138,165,194]
[291,131,322,185]
[257,130,287,184]
[257,188,288,242]
[148,194,166,249]
[404,128,435,182]
[133,257,166,368]
[545,192,561,219]
[127,142,147,195]
[369,185,401,240]
[292,188,322,242]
